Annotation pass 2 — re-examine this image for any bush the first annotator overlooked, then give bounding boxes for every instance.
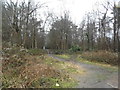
[28,49,47,55]
[69,45,81,52]
[54,50,64,54]
[48,49,65,54]
[81,50,118,65]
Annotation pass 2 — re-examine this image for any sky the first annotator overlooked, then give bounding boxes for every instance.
[36,0,105,24]
[33,0,120,25]
[7,0,120,25]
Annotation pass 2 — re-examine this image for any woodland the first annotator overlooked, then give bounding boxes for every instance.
[1,0,120,88]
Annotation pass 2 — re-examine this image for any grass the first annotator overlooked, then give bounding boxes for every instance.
[56,53,118,72]
[31,76,77,88]
[66,67,77,72]
[54,54,86,74]
[62,62,86,74]
[4,47,117,88]
[80,50,118,65]
[2,47,80,88]
[76,55,118,72]
[56,54,71,59]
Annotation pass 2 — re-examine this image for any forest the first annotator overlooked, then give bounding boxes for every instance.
[1,0,120,88]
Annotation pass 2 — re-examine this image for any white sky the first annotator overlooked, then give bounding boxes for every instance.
[7,0,120,25]
[36,0,105,24]
[33,0,120,24]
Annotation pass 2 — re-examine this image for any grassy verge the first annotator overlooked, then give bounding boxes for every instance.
[76,55,118,71]
[55,53,118,71]
[2,47,81,88]
[80,50,118,65]
[55,54,71,59]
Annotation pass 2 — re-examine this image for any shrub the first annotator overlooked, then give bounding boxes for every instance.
[81,50,118,65]
[69,45,81,52]
[28,49,47,55]
[48,49,66,54]
[54,50,64,54]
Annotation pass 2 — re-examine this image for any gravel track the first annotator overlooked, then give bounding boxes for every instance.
[48,54,118,88]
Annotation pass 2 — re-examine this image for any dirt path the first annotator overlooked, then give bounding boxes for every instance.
[48,54,118,88]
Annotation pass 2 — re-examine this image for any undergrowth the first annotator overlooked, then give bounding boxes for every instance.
[80,50,118,65]
[2,47,77,88]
